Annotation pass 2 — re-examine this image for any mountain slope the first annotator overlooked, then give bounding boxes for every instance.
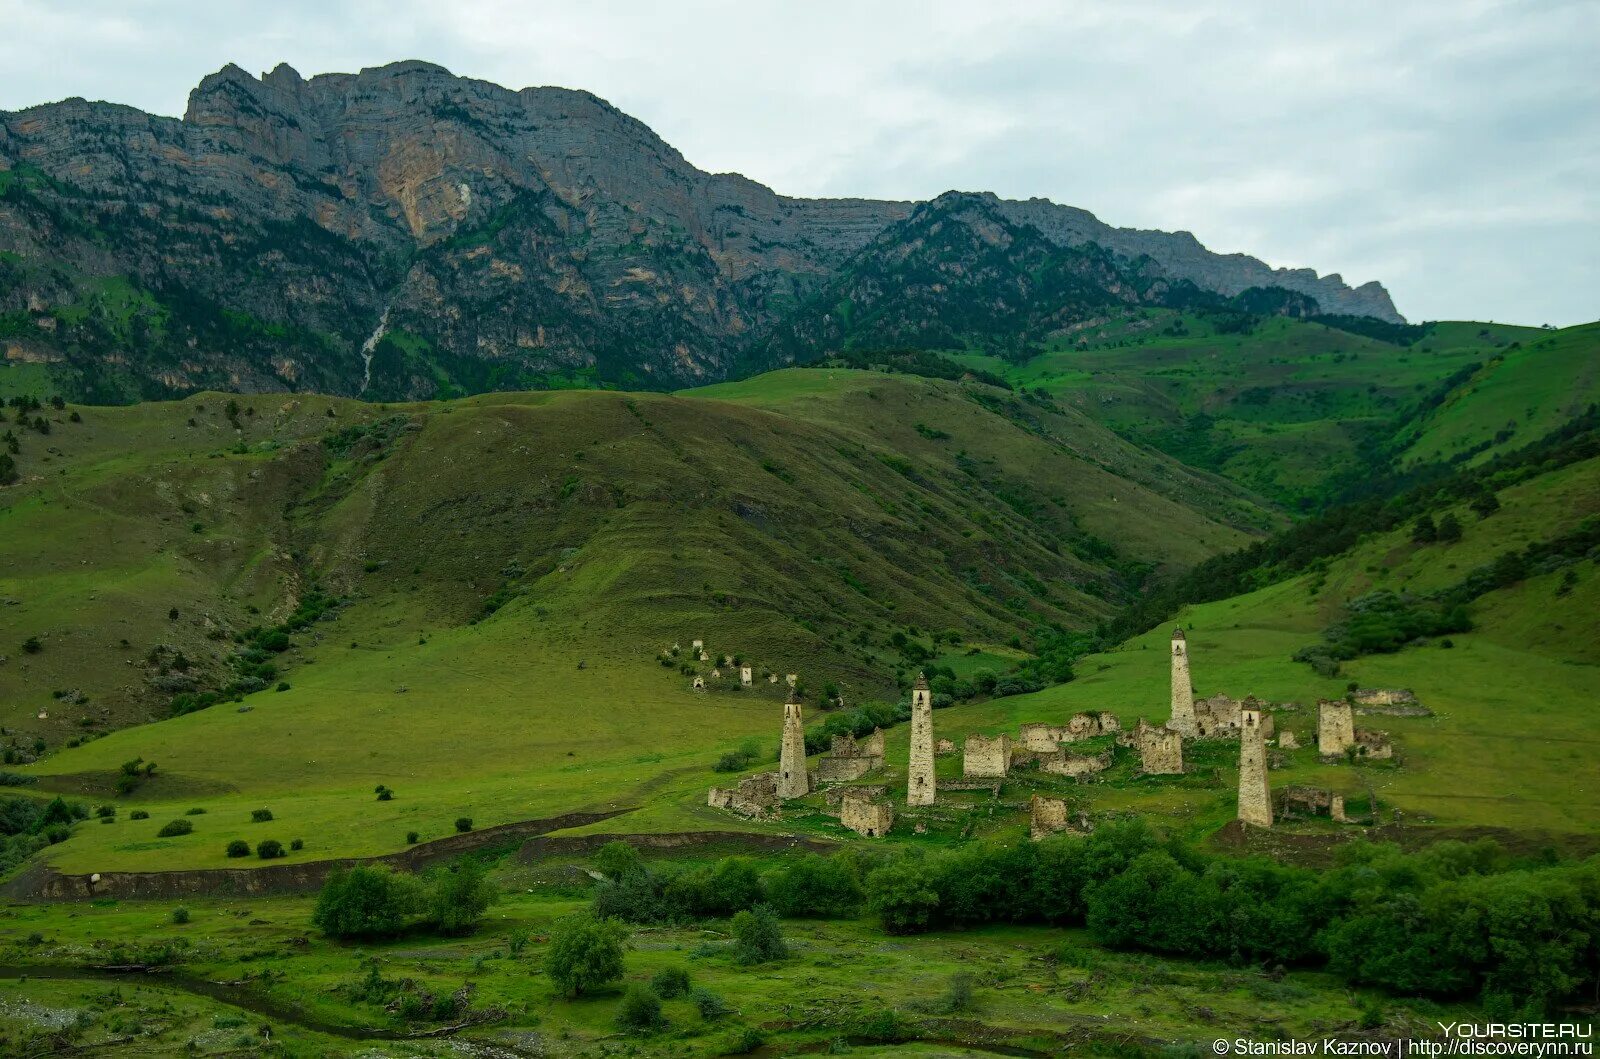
[1,61,1398,402]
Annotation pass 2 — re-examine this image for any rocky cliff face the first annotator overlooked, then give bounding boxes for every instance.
[0,61,1401,401]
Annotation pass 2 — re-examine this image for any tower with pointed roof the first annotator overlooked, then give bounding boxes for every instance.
[907,671,936,805]
[1169,627,1196,736]
[778,685,811,800]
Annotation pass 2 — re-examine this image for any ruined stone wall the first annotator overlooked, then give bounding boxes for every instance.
[1041,749,1112,780]
[1318,700,1355,758]
[1019,723,1074,752]
[1030,795,1069,840]
[908,682,936,805]
[1353,729,1393,759]
[1136,720,1184,775]
[1352,688,1415,708]
[817,756,875,782]
[1170,630,1196,736]
[963,733,1012,778]
[841,792,895,837]
[1237,709,1273,827]
[1278,730,1299,750]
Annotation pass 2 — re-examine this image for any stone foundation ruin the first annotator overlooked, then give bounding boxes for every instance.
[840,790,895,838]
[1134,720,1184,775]
[963,733,1012,778]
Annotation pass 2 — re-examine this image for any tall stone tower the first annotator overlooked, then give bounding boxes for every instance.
[777,686,810,800]
[1237,707,1273,828]
[907,672,936,806]
[1169,627,1196,736]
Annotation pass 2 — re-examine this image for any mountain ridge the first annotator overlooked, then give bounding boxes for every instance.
[1,60,1400,402]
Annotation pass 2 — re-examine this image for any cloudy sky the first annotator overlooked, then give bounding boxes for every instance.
[2,0,1595,325]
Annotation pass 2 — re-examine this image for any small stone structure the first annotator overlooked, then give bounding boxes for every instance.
[1135,720,1184,775]
[1193,693,1278,739]
[1236,707,1273,828]
[907,672,936,806]
[777,687,811,800]
[1317,699,1356,757]
[840,790,895,838]
[1169,627,1196,736]
[817,729,885,782]
[786,673,798,687]
[692,676,705,691]
[1278,729,1299,749]
[1019,712,1120,752]
[963,733,1012,778]
[1278,785,1353,823]
[1030,795,1068,840]
[692,639,703,650]
[936,737,956,755]
[1352,729,1394,760]
[707,772,782,818]
[740,665,753,687]
[1039,748,1113,780]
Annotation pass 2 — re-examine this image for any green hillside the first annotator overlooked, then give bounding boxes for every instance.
[1,369,1270,872]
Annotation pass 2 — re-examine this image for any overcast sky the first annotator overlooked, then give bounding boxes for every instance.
[2,0,1595,326]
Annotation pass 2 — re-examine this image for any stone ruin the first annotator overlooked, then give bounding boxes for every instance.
[1133,719,1184,775]
[1170,627,1196,735]
[840,789,895,838]
[692,676,705,691]
[1278,785,1354,823]
[1278,729,1299,749]
[1350,687,1429,715]
[707,772,782,818]
[817,728,885,782]
[1193,693,1279,739]
[1318,700,1393,760]
[907,673,936,806]
[1038,747,1113,780]
[963,733,1012,778]
[740,665,754,686]
[936,737,956,755]
[1018,712,1120,752]
[1029,795,1094,840]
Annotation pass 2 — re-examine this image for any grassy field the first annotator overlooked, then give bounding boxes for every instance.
[0,871,1482,1057]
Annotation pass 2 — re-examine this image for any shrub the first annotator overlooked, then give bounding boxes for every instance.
[651,965,691,999]
[691,986,732,1020]
[129,810,149,820]
[250,808,273,822]
[542,914,626,997]
[376,785,393,801]
[616,982,664,1032]
[171,907,190,925]
[157,819,194,838]
[454,817,473,833]
[406,831,419,845]
[312,865,422,939]
[257,839,285,859]
[225,840,250,858]
[731,904,787,964]
[594,840,644,880]
[185,807,207,815]
[95,805,116,819]
[291,838,304,851]
[21,636,41,654]
[865,860,940,934]
[427,859,497,936]
[1437,513,1463,542]
[729,1026,767,1053]
[763,854,864,918]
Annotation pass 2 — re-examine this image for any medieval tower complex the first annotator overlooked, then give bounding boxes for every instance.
[907,672,936,806]
[1169,627,1196,736]
[778,686,811,800]
[1236,706,1273,827]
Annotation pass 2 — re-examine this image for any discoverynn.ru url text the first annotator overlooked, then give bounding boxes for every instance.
[1213,1026,1592,1058]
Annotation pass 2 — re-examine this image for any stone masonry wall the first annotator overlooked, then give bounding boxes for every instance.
[963,733,1012,778]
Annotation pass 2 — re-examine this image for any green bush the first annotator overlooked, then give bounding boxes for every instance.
[157,819,193,838]
[171,907,190,925]
[257,839,286,859]
[290,838,303,851]
[616,982,663,1032]
[129,810,149,820]
[225,840,250,858]
[427,859,497,936]
[312,865,422,939]
[250,808,273,822]
[763,854,864,918]
[691,986,732,1020]
[454,817,472,833]
[865,860,941,934]
[650,965,691,999]
[542,914,626,997]
[731,904,787,964]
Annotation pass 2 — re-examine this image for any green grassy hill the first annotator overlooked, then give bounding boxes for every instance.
[2,368,1271,871]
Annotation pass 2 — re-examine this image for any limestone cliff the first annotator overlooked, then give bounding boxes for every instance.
[0,61,1400,401]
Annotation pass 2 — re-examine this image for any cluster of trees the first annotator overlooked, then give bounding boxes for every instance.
[581,828,1600,1014]
[1104,405,1600,648]
[312,860,497,939]
[0,795,86,874]
[1294,589,1473,674]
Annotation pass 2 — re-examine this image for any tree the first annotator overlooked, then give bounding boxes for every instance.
[542,914,626,997]
[312,865,421,939]
[257,839,286,859]
[226,840,250,858]
[1412,515,1438,543]
[1471,491,1501,518]
[428,858,497,935]
[1437,514,1463,542]
[866,860,941,934]
[731,904,788,964]
[0,453,16,486]
[594,839,644,880]
[763,854,863,918]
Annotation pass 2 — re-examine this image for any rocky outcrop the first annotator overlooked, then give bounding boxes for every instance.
[0,61,1400,401]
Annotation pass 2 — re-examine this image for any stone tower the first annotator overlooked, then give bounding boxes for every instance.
[907,672,936,806]
[1169,627,1196,736]
[1318,699,1356,758]
[1237,707,1273,827]
[778,686,810,800]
